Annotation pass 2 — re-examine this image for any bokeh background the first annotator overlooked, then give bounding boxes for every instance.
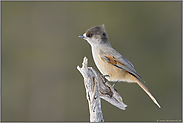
[1,1,181,122]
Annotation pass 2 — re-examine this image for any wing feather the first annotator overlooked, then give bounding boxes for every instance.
[100,53,145,83]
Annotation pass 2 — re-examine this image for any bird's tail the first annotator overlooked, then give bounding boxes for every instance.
[135,78,161,108]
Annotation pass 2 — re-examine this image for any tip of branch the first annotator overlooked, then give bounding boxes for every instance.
[82,57,88,68]
[77,57,88,71]
[77,66,81,71]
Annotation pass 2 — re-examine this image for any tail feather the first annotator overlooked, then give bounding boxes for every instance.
[135,78,161,108]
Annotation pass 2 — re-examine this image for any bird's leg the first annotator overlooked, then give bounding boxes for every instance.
[112,81,119,92]
[101,75,110,83]
[112,81,119,88]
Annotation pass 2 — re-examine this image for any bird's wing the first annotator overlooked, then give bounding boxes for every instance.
[100,52,144,82]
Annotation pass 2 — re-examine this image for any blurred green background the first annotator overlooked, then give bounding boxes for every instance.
[1,1,181,122]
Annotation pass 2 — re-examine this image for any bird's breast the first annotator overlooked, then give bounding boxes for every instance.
[92,51,124,81]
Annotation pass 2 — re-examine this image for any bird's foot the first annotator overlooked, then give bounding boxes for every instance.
[101,75,110,83]
[114,88,118,92]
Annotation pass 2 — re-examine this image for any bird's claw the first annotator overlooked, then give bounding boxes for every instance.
[101,75,110,83]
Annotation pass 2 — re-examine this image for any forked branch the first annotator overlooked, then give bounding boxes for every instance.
[77,57,127,122]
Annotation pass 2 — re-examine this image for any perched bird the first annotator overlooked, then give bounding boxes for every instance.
[79,24,161,108]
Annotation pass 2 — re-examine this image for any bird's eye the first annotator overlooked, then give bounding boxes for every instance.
[88,33,93,38]
[103,33,106,36]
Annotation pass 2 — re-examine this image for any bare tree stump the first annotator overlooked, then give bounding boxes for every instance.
[77,57,127,122]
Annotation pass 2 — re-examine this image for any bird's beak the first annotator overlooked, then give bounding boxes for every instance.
[79,35,87,39]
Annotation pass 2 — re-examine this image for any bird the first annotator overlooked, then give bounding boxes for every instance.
[79,24,161,108]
